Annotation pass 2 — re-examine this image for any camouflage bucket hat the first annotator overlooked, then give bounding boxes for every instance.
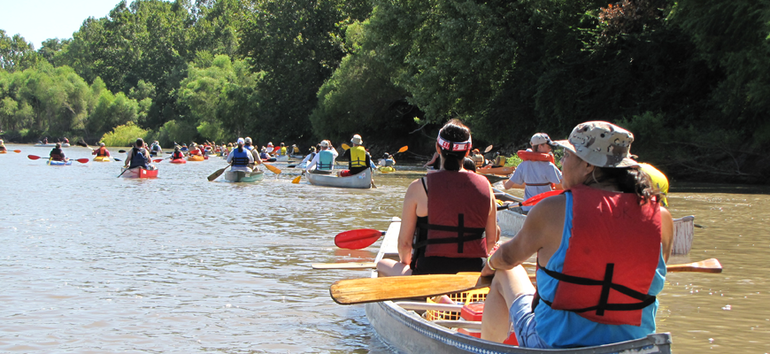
[553,121,638,168]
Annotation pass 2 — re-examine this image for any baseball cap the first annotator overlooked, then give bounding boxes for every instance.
[530,133,554,146]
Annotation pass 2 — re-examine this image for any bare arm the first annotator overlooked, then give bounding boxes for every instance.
[503,179,524,190]
[397,179,427,265]
[485,184,499,251]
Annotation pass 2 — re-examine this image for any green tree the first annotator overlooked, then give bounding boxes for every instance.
[0,30,40,72]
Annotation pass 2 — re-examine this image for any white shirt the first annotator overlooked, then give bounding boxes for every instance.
[306,147,338,172]
[507,160,562,211]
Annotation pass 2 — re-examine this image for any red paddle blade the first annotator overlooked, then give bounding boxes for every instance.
[27,155,41,160]
[153,159,163,163]
[335,229,385,249]
[522,190,563,207]
[75,158,90,164]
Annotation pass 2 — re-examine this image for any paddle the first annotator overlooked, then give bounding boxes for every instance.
[393,145,409,155]
[341,143,350,150]
[484,145,493,153]
[263,163,281,174]
[27,155,88,163]
[292,171,304,184]
[207,164,232,182]
[118,150,126,153]
[330,258,723,304]
[335,229,386,249]
[117,167,129,178]
[13,150,21,153]
[521,190,563,207]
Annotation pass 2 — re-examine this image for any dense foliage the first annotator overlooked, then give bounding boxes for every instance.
[1,0,769,183]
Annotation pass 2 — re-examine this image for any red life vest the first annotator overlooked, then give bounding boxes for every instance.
[415,171,490,258]
[517,150,555,164]
[172,151,184,159]
[540,184,661,326]
[95,147,108,157]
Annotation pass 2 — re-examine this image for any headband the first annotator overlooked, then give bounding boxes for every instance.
[437,133,472,152]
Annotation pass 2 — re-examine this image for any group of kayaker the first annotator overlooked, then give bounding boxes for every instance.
[375,118,675,349]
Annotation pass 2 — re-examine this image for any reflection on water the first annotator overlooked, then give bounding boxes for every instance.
[1,145,769,353]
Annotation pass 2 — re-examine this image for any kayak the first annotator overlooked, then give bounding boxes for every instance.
[170,158,186,164]
[35,143,70,147]
[93,156,112,162]
[357,217,673,354]
[378,166,396,173]
[121,167,159,178]
[275,155,289,162]
[48,159,72,166]
[187,155,204,162]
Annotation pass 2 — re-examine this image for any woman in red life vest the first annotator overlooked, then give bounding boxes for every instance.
[92,143,111,157]
[376,119,499,276]
[480,121,674,349]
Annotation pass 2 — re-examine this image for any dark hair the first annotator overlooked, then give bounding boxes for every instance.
[438,119,471,171]
[593,167,660,204]
[136,138,144,147]
[463,157,477,172]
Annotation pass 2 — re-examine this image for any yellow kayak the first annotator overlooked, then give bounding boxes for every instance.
[378,166,396,173]
[187,155,204,162]
[93,156,112,162]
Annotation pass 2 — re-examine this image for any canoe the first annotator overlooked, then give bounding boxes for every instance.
[477,166,515,176]
[306,168,372,189]
[363,217,673,353]
[170,158,186,164]
[93,156,112,162]
[121,167,159,178]
[493,189,695,254]
[0,150,6,154]
[35,143,70,147]
[47,159,72,166]
[274,155,289,162]
[187,155,204,162]
[224,169,264,183]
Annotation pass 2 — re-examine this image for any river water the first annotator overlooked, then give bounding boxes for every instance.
[0,145,767,353]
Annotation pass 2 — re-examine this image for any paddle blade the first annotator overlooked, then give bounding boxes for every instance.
[397,145,408,153]
[153,159,163,163]
[263,163,281,174]
[331,273,492,305]
[341,143,350,150]
[75,158,90,164]
[113,158,121,161]
[522,190,563,206]
[335,229,385,249]
[484,145,493,153]
[27,155,41,160]
[207,166,229,181]
[118,150,126,153]
[292,174,303,184]
[13,150,21,153]
[667,258,722,273]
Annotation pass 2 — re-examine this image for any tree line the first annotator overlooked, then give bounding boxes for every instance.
[0,0,768,183]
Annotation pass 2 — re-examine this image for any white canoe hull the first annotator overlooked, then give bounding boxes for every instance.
[306,168,372,189]
[365,217,673,353]
[224,170,264,183]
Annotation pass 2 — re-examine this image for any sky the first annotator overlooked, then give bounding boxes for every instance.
[0,0,122,49]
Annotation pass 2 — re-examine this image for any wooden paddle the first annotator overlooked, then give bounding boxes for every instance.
[335,229,386,249]
[330,258,723,304]
[208,164,232,182]
[263,163,281,174]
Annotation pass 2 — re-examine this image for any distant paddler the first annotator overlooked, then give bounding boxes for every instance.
[503,132,563,214]
[49,143,68,162]
[338,134,372,177]
[92,142,111,158]
[150,141,162,157]
[0,139,6,153]
[306,140,338,174]
[226,138,255,173]
[243,137,263,168]
[170,146,185,160]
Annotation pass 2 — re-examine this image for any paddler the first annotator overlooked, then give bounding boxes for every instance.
[92,143,111,157]
[171,146,185,160]
[481,121,673,348]
[150,141,162,157]
[226,138,255,173]
[124,138,156,170]
[502,132,563,214]
[49,143,67,162]
[0,139,6,152]
[338,134,372,177]
[306,140,337,174]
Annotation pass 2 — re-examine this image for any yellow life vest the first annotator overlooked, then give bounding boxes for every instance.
[350,146,368,168]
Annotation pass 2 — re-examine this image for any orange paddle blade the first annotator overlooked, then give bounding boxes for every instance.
[397,145,408,153]
[522,190,563,207]
[334,229,385,249]
[13,150,21,153]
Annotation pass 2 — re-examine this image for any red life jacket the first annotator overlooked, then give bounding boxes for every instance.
[172,151,184,159]
[415,171,490,258]
[95,147,108,157]
[517,150,555,164]
[540,184,661,326]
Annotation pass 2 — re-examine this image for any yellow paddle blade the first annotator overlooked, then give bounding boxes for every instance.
[341,143,350,150]
[263,163,281,174]
[292,174,303,184]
